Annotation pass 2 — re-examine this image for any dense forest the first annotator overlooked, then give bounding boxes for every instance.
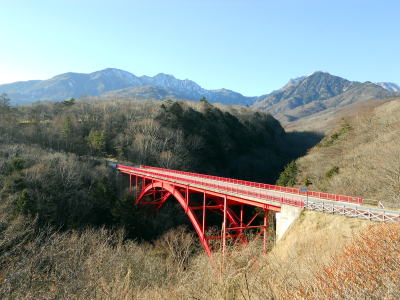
[1,95,318,181]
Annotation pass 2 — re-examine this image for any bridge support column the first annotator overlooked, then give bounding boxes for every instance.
[135,176,138,198]
[129,175,132,195]
[275,204,303,241]
[263,209,268,254]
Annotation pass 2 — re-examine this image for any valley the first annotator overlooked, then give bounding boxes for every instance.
[0,71,399,299]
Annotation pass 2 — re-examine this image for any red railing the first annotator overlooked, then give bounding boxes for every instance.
[117,165,305,208]
[139,165,363,204]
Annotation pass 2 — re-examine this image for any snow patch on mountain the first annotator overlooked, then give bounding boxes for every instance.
[376,82,400,92]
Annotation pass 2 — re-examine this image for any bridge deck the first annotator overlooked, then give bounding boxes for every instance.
[118,166,292,209]
[139,167,346,206]
[115,165,400,224]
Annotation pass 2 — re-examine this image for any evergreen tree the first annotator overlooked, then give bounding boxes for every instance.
[86,129,107,155]
[276,161,298,187]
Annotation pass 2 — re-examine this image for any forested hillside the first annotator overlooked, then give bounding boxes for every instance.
[1,96,319,181]
[0,94,322,235]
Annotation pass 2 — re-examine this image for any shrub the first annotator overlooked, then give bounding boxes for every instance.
[303,177,312,186]
[325,166,339,178]
[7,157,25,173]
[15,189,33,213]
[319,122,352,147]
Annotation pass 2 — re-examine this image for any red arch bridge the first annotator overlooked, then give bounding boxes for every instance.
[115,164,400,257]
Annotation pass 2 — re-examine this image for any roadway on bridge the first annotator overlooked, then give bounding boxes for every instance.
[120,165,400,223]
[140,167,349,206]
[119,166,285,208]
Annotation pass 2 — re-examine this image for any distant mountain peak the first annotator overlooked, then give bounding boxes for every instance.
[305,71,347,81]
[95,68,125,73]
[280,71,347,91]
[281,75,307,90]
[310,70,330,75]
[153,73,176,79]
[51,71,83,79]
[252,71,396,121]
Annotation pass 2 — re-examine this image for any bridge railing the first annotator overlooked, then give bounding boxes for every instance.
[139,165,364,205]
[117,165,304,208]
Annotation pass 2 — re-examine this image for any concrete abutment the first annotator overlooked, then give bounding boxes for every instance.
[275,204,303,241]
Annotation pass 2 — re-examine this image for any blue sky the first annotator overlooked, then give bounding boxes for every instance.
[1,0,399,95]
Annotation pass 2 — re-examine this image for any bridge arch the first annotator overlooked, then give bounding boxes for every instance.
[136,181,212,256]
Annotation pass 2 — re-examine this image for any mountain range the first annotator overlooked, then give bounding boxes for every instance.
[1,69,399,127]
[0,68,255,106]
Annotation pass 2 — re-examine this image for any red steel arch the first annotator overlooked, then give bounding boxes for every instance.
[118,165,286,257]
[137,181,212,256]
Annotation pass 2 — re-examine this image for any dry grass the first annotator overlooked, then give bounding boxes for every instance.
[0,197,196,300]
[284,97,395,133]
[270,211,370,279]
[292,223,400,299]
[1,202,394,300]
[163,211,372,299]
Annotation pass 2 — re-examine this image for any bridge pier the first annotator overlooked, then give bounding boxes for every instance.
[275,204,303,241]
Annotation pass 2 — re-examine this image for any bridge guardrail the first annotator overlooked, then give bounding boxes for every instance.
[117,165,304,208]
[140,165,364,205]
